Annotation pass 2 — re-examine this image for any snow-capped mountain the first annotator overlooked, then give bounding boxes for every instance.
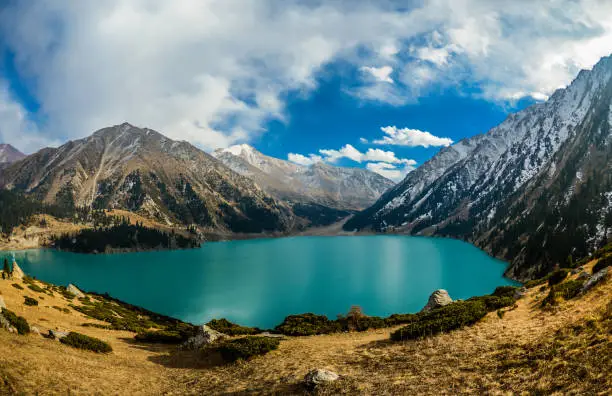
[346,54,612,281]
[0,123,294,233]
[214,144,395,210]
[0,144,25,164]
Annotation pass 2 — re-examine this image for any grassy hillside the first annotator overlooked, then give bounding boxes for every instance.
[0,253,609,394]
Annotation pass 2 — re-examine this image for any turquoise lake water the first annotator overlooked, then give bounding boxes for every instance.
[10,236,518,329]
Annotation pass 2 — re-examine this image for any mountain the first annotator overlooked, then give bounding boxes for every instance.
[0,123,295,233]
[213,144,395,210]
[0,144,25,164]
[346,54,612,281]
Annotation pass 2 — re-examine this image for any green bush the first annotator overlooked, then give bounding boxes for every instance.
[11,283,24,290]
[275,313,342,336]
[492,286,518,298]
[59,332,112,353]
[27,284,45,293]
[217,336,280,362]
[134,330,185,344]
[542,279,584,307]
[548,269,570,286]
[24,296,38,306]
[523,277,547,289]
[593,255,611,274]
[469,295,515,311]
[390,300,487,341]
[207,318,260,336]
[1,308,30,335]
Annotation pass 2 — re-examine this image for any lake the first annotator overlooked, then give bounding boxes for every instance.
[10,236,518,329]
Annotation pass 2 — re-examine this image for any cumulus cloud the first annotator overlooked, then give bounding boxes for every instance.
[360,66,394,83]
[366,162,415,182]
[0,80,57,153]
[373,126,453,148]
[1,1,612,150]
[287,153,323,166]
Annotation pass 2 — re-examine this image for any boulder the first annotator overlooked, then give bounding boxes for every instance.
[0,296,6,310]
[513,287,527,300]
[182,325,225,350]
[48,329,69,340]
[304,369,339,389]
[30,326,41,336]
[581,268,609,294]
[258,332,286,340]
[66,284,85,298]
[421,289,453,312]
[11,262,24,280]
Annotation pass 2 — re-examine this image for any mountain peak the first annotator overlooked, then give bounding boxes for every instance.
[222,144,256,157]
[0,144,26,164]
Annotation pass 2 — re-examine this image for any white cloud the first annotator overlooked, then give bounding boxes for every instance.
[366,162,415,182]
[0,80,57,153]
[359,137,369,144]
[287,153,323,166]
[374,126,453,148]
[1,1,612,150]
[360,66,394,83]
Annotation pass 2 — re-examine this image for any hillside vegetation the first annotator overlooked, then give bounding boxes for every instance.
[0,249,610,394]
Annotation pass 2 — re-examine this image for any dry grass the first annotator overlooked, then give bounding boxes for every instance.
[0,260,610,395]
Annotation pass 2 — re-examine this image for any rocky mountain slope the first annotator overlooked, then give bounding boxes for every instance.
[0,124,294,233]
[214,144,395,210]
[0,144,25,164]
[346,54,612,281]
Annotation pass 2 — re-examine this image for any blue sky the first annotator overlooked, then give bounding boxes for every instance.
[0,1,611,181]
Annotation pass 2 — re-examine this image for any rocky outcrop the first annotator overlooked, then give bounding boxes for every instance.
[304,369,339,389]
[48,329,69,340]
[421,290,453,312]
[582,268,609,294]
[182,325,225,350]
[11,262,24,280]
[66,284,85,298]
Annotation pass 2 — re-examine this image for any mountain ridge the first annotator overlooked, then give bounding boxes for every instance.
[0,144,26,164]
[346,54,612,281]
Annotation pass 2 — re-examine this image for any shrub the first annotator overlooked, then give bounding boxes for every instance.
[390,300,487,341]
[548,269,570,286]
[11,283,24,290]
[134,330,185,344]
[592,255,612,274]
[492,286,518,298]
[27,284,45,293]
[542,279,584,307]
[524,277,547,289]
[24,296,38,306]
[217,336,280,362]
[469,295,515,311]
[52,306,71,314]
[275,313,342,336]
[207,318,260,336]
[59,332,112,353]
[1,308,30,335]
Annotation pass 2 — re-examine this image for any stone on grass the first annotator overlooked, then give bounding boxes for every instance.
[31,326,41,336]
[514,287,527,300]
[182,325,225,350]
[48,329,69,340]
[304,369,339,389]
[0,296,6,310]
[581,268,609,294]
[66,284,85,298]
[0,312,15,333]
[421,289,453,312]
[11,262,24,280]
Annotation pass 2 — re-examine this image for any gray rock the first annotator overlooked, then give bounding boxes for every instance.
[48,329,69,340]
[577,271,590,280]
[581,268,609,294]
[11,262,25,280]
[66,284,85,298]
[182,325,225,349]
[30,326,41,336]
[0,296,6,310]
[0,313,15,333]
[421,289,453,312]
[514,287,527,300]
[258,332,286,339]
[304,369,339,389]
[571,266,584,275]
